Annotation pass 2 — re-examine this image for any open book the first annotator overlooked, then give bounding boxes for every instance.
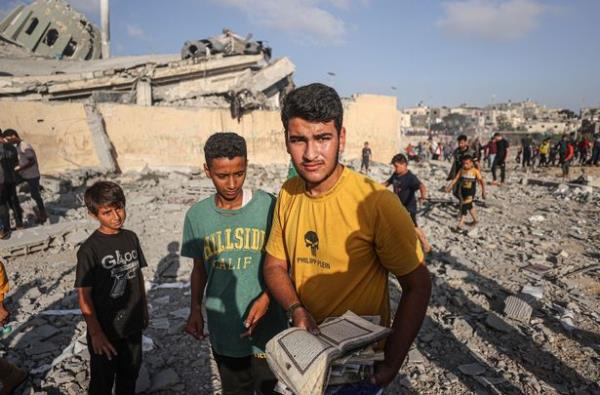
[266,311,391,395]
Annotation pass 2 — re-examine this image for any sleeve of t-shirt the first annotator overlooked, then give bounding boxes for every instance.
[180,211,204,260]
[265,192,287,261]
[410,174,422,191]
[74,244,96,288]
[133,232,148,268]
[374,191,424,277]
[22,144,36,161]
[475,169,483,181]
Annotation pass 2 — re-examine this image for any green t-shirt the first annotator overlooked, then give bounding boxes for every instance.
[181,189,287,357]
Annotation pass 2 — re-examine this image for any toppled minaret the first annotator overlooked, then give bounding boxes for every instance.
[0,0,102,60]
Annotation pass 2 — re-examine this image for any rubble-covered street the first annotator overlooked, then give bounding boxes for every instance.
[0,160,598,394]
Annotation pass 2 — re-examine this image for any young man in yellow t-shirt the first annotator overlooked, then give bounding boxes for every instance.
[263,83,432,388]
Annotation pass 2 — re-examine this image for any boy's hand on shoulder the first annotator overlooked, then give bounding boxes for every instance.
[241,292,270,338]
[185,308,206,341]
[90,331,117,360]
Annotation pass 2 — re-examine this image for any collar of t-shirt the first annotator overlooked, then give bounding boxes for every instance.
[241,188,253,207]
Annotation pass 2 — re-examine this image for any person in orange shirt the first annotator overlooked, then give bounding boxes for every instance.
[263,83,431,388]
[0,260,28,394]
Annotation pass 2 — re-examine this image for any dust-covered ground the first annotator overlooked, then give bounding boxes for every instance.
[0,159,599,394]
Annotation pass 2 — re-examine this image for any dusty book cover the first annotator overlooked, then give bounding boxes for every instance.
[266,311,391,395]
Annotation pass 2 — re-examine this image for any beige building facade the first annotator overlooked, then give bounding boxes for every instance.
[0,94,403,174]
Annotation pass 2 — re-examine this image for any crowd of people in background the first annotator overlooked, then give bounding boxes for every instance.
[406,130,600,182]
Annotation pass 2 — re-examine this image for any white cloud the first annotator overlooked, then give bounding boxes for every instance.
[437,0,548,41]
[126,24,148,40]
[216,0,360,45]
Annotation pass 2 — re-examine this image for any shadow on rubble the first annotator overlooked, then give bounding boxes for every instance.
[5,266,79,394]
[428,250,600,393]
[154,241,181,283]
[387,279,524,394]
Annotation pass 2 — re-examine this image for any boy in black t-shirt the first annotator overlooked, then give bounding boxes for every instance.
[75,181,148,395]
[383,153,431,253]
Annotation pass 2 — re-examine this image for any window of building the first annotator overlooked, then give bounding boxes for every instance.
[42,28,59,47]
[25,17,39,35]
[63,39,77,57]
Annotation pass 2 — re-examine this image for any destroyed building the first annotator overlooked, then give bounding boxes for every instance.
[0,1,402,175]
[0,0,102,61]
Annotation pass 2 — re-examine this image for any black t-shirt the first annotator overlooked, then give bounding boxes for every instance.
[0,144,19,183]
[362,147,372,159]
[387,170,421,213]
[75,229,147,340]
[495,139,509,161]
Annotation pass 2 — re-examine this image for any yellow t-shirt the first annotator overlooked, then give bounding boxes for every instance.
[0,260,9,303]
[266,167,424,325]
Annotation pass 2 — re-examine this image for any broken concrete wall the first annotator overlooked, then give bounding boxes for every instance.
[0,101,101,173]
[0,95,403,174]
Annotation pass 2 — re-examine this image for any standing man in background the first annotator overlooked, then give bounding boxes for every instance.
[361,141,372,173]
[0,133,23,230]
[4,129,47,224]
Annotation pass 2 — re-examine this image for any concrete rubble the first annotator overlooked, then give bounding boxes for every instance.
[0,1,295,118]
[0,159,597,394]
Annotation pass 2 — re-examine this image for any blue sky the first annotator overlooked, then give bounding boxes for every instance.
[2,0,599,110]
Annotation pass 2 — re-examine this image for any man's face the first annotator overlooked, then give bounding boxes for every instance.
[286,118,345,187]
[5,135,18,144]
[393,161,408,175]
[458,139,468,149]
[93,204,126,233]
[205,156,247,203]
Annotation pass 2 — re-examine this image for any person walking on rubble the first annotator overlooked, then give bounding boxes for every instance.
[263,83,431,388]
[0,259,29,394]
[491,132,509,185]
[3,129,47,224]
[446,154,486,230]
[383,153,432,254]
[182,132,286,395]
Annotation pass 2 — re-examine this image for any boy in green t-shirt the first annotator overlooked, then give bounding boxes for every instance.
[182,132,287,395]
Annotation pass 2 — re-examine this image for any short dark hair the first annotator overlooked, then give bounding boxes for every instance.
[493,132,500,138]
[462,154,473,162]
[457,134,468,142]
[391,153,408,165]
[281,83,343,134]
[204,132,247,166]
[84,181,126,215]
[2,129,19,139]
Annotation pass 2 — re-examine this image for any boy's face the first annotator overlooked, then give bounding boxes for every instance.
[204,156,247,203]
[462,159,473,170]
[93,204,126,234]
[393,161,408,175]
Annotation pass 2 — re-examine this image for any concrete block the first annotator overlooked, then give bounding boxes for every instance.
[503,296,533,323]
